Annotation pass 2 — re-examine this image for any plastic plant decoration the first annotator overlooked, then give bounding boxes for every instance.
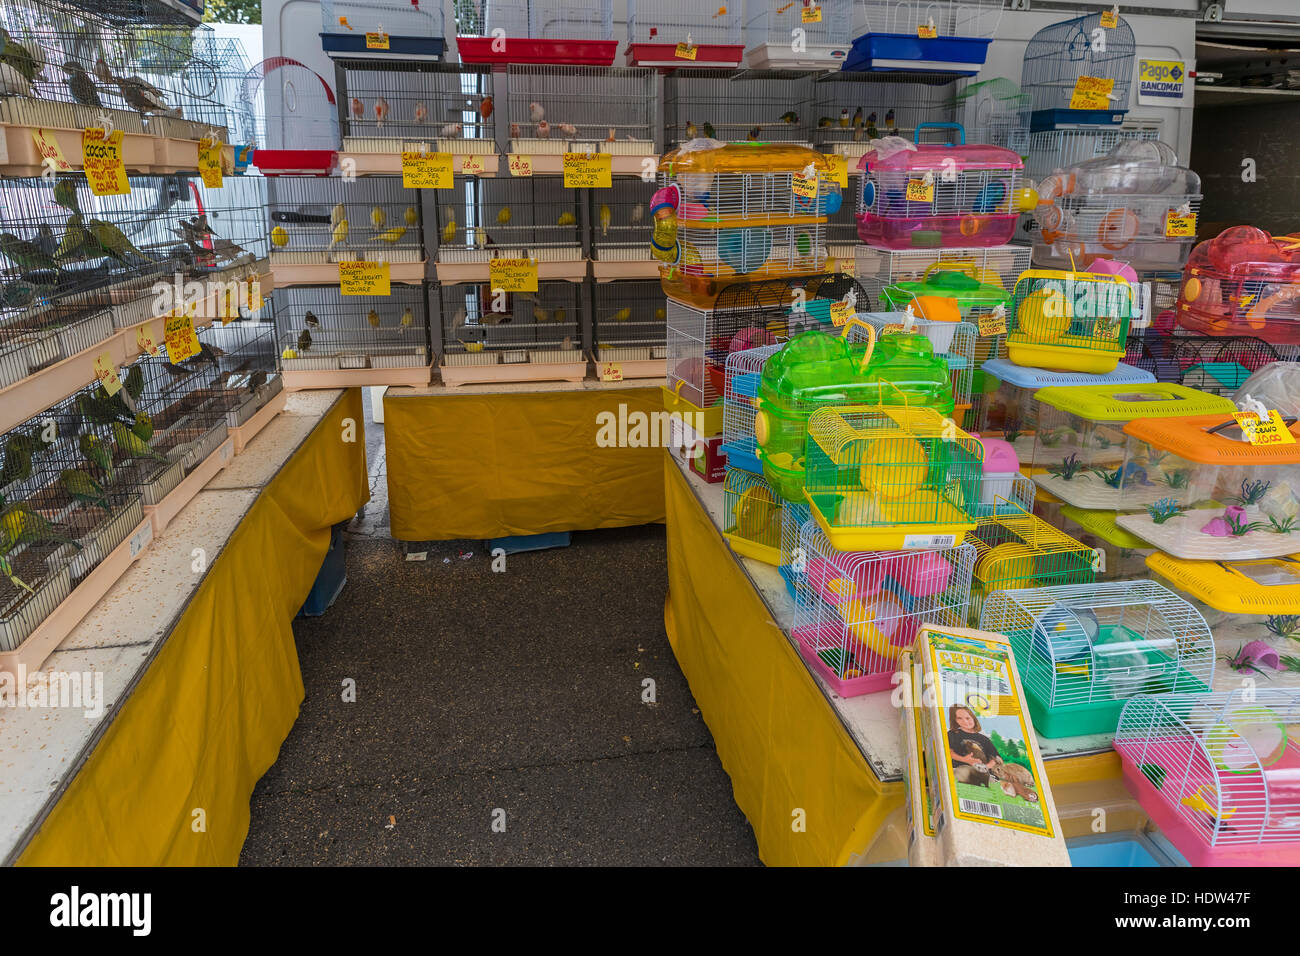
[1146,497,1185,524]
[1049,452,1084,481]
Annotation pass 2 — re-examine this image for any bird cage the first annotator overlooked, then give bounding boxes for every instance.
[967,501,1096,624]
[779,501,812,596]
[189,172,270,275]
[1020,12,1135,131]
[721,342,783,475]
[1030,384,1237,511]
[951,77,1029,157]
[974,357,1154,459]
[591,279,666,376]
[974,466,1034,520]
[662,69,813,148]
[1126,333,1282,399]
[455,0,617,66]
[802,404,984,551]
[267,175,425,287]
[625,0,744,69]
[276,283,430,377]
[1032,141,1202,273]
[320,0,447,60]
[1113,688,1300,867]
[744,0,855,69]
[505,64,655,156]
[664,273,860,416]
[811,72,958,165]
[0,390,144,654]
[856,126,1031,249]
[439,279,585,385]
[1114,414,1300,562]
[338,62,495,160]
[1005,268,1138,374]
[843,0,1002,75]
[792,518,976,696]
[856,312,976,416]
[982,581,1214,739]
[202,317,282,431]
[591,179,656,279]
[432,176,584,282]
[1127,268,1183,336]
[1175,226,1300,346]
[243,57,340,171]
[722,469,784,564]
[1059,506,1153,584]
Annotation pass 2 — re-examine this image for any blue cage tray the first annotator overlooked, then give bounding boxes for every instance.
[1029,108,1127,132]
[320,33,447,60]
[841,33,991,75]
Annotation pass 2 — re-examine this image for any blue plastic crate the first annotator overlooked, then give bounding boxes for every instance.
[1029,108,1127,132]
[299,522,348,618]
[841,33,990,75]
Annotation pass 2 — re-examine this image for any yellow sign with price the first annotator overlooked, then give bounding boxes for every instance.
[82,128,130,196]
[490,258,539,293]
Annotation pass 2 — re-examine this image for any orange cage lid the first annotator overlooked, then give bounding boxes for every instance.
[1122,413,1300,464]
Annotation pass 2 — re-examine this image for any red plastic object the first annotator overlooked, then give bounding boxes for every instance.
[455,37,617,66]
[253,149,337,176]
[1175,225,1300,345]
[687,435,727,483]
[624,42,745,69]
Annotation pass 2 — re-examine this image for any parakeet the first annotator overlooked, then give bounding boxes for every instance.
[123,364,144,402]
[839,108,850,128]
[441,217,457,244]
[370,206,386,229]
[297,328,312,352]
[0,232,60,273]
[529,101,545,123]
[62,61,100,107]
[271,226,289,248]
[599,203,611,237]
[112,420,167,463]
[404,206,418,226]
[85,217,147,264]
[80,432,114,480]
[60,469,109,509]
[0,27,42,83]
[613,307,631,322]
[131,411,153,442]
[0,436,32,486]
[480,95,493,119]
[329,218,348,250]
[702,122,716,139]
[304,310,319,328]
[367,309,380,328]
[0,554,34,595]
[885,108,895,128]
[0,61,29,97]
[852,106,863,129]
[496,207,512,226]
[557,211,576,227]
[413,101,428,124]
[685,120,698,139]
[372,226,407,243]
[779,111,798,125]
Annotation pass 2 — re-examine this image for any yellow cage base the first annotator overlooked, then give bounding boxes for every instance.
[806,493,975,553]
[722,532,781,566]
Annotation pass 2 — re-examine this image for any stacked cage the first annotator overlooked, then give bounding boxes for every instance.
[779,500,812,596]
[721,342,783,475]
[320,0,447,60]
[591,179,656,279]
[744,0,855,70]
[951,77,1029,158]
[663,70,813,148]
[842,0,1002,75]
[439,279,584,385]
[1174,226,1300,345]
[1004,268,1138,374]
[276,283,431,379]
[1021,12,1135,131]
[625,0,744,69]
[591,279,666,377]
[1023,126,1161,189]
[855,312,976,424]
[721,468,785,565]
[202,314,283,448]
[1126,333,1283,398]
[810,73,959,164]
[505,65,655,159]
[454,0,617,66]
[242,56,340,164]
[981,581,1215,738]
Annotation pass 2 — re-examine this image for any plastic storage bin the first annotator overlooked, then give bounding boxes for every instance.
[1060,506,1155,582]
[625,0,744,68]
[842,0,1001,75]
[454,0,617,65]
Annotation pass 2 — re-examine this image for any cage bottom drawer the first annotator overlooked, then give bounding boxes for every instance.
[0,563,73,653]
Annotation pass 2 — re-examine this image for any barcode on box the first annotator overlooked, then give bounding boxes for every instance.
[960,798,1002,818]
[904,534,957,549]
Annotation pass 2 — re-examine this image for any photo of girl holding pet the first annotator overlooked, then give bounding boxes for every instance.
[948,704,1000,786]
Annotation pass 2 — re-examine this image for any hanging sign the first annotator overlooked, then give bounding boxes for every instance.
[82,128,130,196]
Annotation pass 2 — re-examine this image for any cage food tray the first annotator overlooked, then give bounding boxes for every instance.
[590,351,665,380]
[321,32,447,60]
[792,621,898,698]
[745,42,851,71]
[625,43,745,69]
[507,150,659,175]
[282,363,435,390]
[0,122,158,177]
[1116,507,1300,561]
[440,356,588,387]
[456,37,617,66]
[591,257,661,280]
[722,529,781,566]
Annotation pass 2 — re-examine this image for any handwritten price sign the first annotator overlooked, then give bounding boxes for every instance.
[30,128,73,173]
[402,151,453,189]
[802,5,822,23]
[1165,212,1197,238]
[136,321,160,356]
[508,154,533,177]
[460,154,488,175]
[1070,76,1115,110]
[599,362,623,382]
[674,43,697,60]
[93,353,121,395]
[164,310,201,364]
[906,178,935,203]
[82,128,130,196]
[198,137,223,188]
[365,32,390,50]
[563,152,612,189]
[823,154,848,188]
[339,260,391,296]
[1235,410,1296,447]
[829,301,853,327]
[489,258,538,293]
[979,310,1007,337]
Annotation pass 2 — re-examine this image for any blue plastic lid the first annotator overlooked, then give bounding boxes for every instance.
[981,358,1155,390]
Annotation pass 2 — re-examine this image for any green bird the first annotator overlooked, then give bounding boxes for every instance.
[779,111,798,124]
[1,502,78,550]
[77,389,126,427]
[0,232,60,273]
[0,553,35,595]
[80,432,115,480]
[123,364,145,402]
[52,177,81,215]
[86,218,148,265]
[131,411,153,442]
[111,420,168,463]
[0,277,56,308]
[0,27,42,83]
[0,435,33,486]
[29,423,57,455]
[701,122,716,139]
[60,469,109,509]
[55,214,93,261]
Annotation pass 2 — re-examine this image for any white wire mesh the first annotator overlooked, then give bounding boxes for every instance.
[1024,126,1161,184]
[855,0,1003,38]
[676,224,828,281]
[321,0,445,39]
[721,343,783,473]
[268,176,424,264]
[1020,12,1136,119]
[440,280,581,357]
[663,70,814,147]
[811,73,959,151]
[722,469,784,555]
[859,163,1024,220]
[668,167,840,224]
[454,0,613,39]
[340,63,493,148]
[627,0,741,45]
[592,279,665,356]
[506,64,654,148]
[745,0,855,60]
[853,245,1028,309]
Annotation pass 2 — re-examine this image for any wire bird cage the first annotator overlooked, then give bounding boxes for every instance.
[967,501,1096,625]
[625,0,744,69]
[590,180,655,278]
[951,76,1028,156]
[982,581,1214,739]
[745,0,855,70]
[792,519,977,696]
[1175,226,1300,346]
[591,279,666,372]
[276,284,430,373]
[857,129,1030,249]
[722,468,785,565]
[504,64,655,155]
[1126,333,1282,398]
[811,73,958,162]
[267,175,424,284]
[802,405,984,552]
[721,342,783,475]
[454,0,617,66]
[202,317,282,430]
[1114,688,1300,866]
[1005,268,1137,374]
[433,176,583,277]
[242,57,340,162]
[439,279,584,383]
[337,62,495,156]
[0,389,145,652]
[1020,12,1135,131]
[663,70,813,148]
[842,0,1002,74]
[1022,126,1161,186]
[320,0,447,60]
[665,273,862,414]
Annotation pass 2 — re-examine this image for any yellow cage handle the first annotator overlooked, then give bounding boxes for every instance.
[920,260,978,282]
[838,317,877,372]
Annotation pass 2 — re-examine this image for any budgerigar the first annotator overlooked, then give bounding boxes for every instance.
[60,469,109,509]
[0,553,34,595]
[131,411,153,442]
[80,432,115,480]
[111,420,168,463]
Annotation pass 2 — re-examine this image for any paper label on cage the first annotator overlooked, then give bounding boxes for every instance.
[93,352,121,395]
[136,321,160,356]
[489,258,538,293]
[563,152,612,189]
[903,533,957,549]
[1235,409,1296,446]
[365,32,390,50]
[30,128,73,173]
[402,151,453,189]
[978,311,1006,337]
[674,43,697,60]
[247,280,264,313]
[906,179,934,203]
[822,154,848,188]
[801,5,822,23]
[339,260,391,296]
[198,137,224,188]
[82,128,130,196]
[129,522,153,559]
[508,154,533,177]
[459,154,488,175]
[1165,212,1197,238]
[925,631,1054,837]
[1100,9,1118,27]
[791,174,818,201]
[829,301,853,327]
[916,24,937,38]
[1069,76,1115,111]
[164,311,201,364]
[599,362,623,383]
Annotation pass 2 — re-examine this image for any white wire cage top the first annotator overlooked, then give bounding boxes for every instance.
[856,0,1004,38]
[628,0,742,45]
[454,0,614,39]
[746,0,856,43]
[321,0,446,38]
[248,58,341,152]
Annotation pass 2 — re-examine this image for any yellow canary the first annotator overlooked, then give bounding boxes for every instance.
[496,206,512,226]
[404,206,418,226]
[367,308,380,328]
[400,308,413,328]
[466,342,484,352]
[370,205,386,229]
[554,308,566,325]
[270,226,289,247]
[2,509,25,545]
[329,218,348,250]
[613,306,631,322]
[475,227,487,247]
[330,202,345,227]
[441,218,457,244]
[655,307,666,320]
[557,211,576,226]
[599,203,611,236]
[372,226,408,243]
[532,305,548,324]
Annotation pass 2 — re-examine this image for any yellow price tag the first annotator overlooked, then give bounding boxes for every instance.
[82,128,130,196]
[829,301,853,327]
[1165,212,1197,238]
[1069,76,1115,110]
[979,311,1007,337]
[801,5,822,23]
[917,24,937,38]
[791,174,818,201]
[1235,410,1296,446]
[489,257,539,293]
[164,310,201,364]
[599,362,623,382]
[198,137,223,188]
[30,128,73,173]
[508,154,533,177]
[563,152,612,189]
[460,154,488,175]
[247,279,263,313]
[906,178,934,203]
[365,32,390,50]
[823,154,848,188]
[402,151,453,189]
[136,321,160,356]
[675,43,697,60]
[339,260,391,296]
[220,286,239,324]
[1100,9,1119,28]
[93,352,121,395]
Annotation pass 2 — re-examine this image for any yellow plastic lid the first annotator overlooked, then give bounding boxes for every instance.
[1123,414,1300,464]
[1060,505,1151,550]
[1033,383,1236,422]
[660,142,832,176]
[1147,552,1300,615]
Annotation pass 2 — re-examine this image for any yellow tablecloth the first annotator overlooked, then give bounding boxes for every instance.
[384,387,667,541]
[18,389,370,866]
